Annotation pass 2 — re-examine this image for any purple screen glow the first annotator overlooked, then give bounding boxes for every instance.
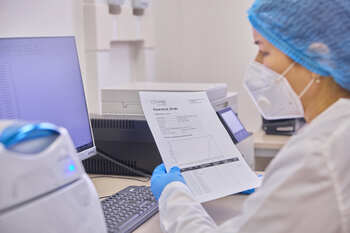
[0,37,93,152]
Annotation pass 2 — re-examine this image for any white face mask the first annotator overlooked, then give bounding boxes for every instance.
[244,61,316,120]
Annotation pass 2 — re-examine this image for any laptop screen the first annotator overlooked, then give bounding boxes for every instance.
[0,37,95,159]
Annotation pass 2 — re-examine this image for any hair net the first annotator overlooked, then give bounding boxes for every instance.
[248,0,350,91]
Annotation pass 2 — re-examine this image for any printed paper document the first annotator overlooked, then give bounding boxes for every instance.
[139,92,260,202]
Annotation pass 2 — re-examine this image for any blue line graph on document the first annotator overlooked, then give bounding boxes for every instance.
[167,135,224,167]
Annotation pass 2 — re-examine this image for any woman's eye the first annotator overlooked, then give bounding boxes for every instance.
[262,52,270,57]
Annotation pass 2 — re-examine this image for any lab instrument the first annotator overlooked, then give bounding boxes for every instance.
[0,121,106,233]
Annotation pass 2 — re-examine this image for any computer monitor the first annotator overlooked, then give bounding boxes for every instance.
[0,36,96,160]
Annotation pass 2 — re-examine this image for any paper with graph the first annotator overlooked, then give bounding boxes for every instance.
[139,91,260,203]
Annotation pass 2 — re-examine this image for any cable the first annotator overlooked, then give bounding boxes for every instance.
[96,148,152,178]
[99,194,113,200]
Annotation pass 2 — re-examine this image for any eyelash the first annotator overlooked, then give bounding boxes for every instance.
[262,52,270,57]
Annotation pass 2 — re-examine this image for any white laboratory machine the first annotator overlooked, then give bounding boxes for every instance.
[101,82,238,114]
[0,121,107,233]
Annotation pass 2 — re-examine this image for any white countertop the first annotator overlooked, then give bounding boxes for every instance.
[253,129,290,150]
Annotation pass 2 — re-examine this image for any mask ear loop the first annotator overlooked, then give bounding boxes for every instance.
[281,62,296,77]
[298,74,321,98]
[276,62,296,82]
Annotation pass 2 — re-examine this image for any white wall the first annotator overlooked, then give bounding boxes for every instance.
[83,0,156,113]
[0,0,261,131]
[0,0,155,114]
[153,0,261,131]
[0,0,88,102]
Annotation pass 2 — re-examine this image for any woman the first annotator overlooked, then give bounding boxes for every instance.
[151,0,350,232]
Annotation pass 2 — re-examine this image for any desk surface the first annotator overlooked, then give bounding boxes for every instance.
[90,175,249,233]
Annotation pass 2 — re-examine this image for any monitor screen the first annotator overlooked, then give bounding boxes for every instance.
[0,37,95,160]
[217,107,250,143]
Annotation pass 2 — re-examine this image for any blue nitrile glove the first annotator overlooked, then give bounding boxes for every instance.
[239,174,264,195]
[151,163,186,200]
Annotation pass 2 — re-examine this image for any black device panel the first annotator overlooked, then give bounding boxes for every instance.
[262,117,305,136]
[83,116,162,176]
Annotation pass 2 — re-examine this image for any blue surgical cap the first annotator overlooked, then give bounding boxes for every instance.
[248,0,350,91]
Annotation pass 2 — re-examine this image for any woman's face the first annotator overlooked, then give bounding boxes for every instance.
[253,30,313,96]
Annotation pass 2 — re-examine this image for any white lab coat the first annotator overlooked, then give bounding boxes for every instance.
[159,98,350,233]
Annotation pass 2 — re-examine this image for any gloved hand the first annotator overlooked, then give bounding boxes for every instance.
[240,174,264,195]
[150,163,186,200]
